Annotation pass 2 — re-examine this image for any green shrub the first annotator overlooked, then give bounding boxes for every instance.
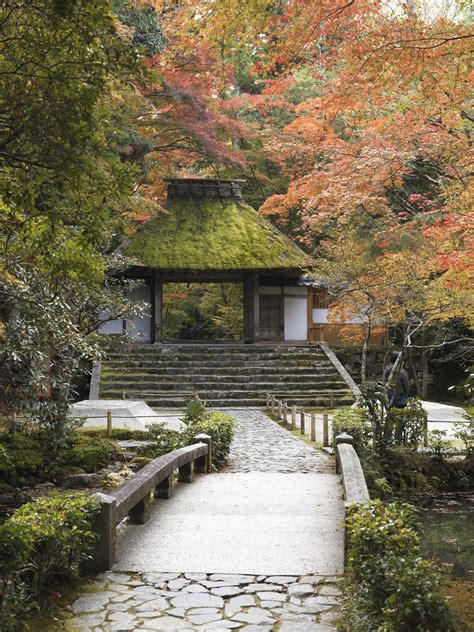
[79,427,151,441]
[147,422,184,457]
[344,500,457,631]
[66,435,122,472]
[183,411,234,469]
[332,407,369,455]
[388,399,427,449]
[0,483,15,495]
[0,432,45,486]
[0,493,99,630]
[0,522,33,630]
[130,455,153,469]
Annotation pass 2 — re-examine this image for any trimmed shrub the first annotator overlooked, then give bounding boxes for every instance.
[332,407,370,455]
[344,500,457,631]
[0,493,99,630]
[66,434,122,472]
[183,411,234,469]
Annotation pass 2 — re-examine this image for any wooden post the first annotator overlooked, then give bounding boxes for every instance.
[151,271,163,343]
[300,411,305,435]
[291,406,296,430]
[283,403,288,425]
[106,411,112,438]
[271,396,275,416]
[330,391,334,407]
[266,393,270,409]
[311,413,316,442]
[243,272,260,343]
[278,400,282,421]
[323,413,329,447]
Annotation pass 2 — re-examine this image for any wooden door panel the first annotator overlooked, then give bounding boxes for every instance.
[259,295,283,340]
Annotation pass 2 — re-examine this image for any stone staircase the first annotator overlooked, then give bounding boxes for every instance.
[98,344,354,408]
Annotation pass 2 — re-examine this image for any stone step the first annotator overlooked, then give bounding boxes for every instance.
[101,365,337,376]
[100,387,352,400]
[102,359,334,370]
[106,347,326,360]
[98,343,353,409]
[105,355,330,366]
[100,380,343,392]
[106,344,326,354]
[115,394,353,407]
[102,371,335,386]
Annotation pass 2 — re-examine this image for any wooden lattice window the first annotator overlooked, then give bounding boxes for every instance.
[312,289,330,309]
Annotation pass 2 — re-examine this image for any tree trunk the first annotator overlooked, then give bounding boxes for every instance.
[421,349,430,399]
[361,320,372,383]
[407,347,422,397]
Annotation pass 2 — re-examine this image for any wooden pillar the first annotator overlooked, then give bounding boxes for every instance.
[243,272,259,343]
[151,271,163,343]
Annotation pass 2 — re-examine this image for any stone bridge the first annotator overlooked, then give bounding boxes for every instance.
[69,410,345,631]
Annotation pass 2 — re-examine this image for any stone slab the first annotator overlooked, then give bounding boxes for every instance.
[69,400,184,431]
[114,472,344,575]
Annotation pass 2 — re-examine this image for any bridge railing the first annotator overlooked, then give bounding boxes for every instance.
[335,433,370,506]
[86,433,212,573]
[266,393,332,446]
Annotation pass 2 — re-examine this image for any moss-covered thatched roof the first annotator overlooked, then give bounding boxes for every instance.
[124,197,311,271]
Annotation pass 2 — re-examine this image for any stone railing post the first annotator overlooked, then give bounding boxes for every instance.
[191,433,213,473]
[85,492,117,574]
[335,432,354,474]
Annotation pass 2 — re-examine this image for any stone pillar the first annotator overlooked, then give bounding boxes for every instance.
[191,433,213,473]
[335,433,354,474]
[151,270,163,343]
[155,475,174,499]
[84,493,117,573]
[178,460,195,483]
[128,491,152,524]
[243,272,259,343]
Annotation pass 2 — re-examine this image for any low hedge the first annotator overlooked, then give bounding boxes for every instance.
[183,411,235,469]
[343,500,457,631]
[332,407,369,456]
[0,493,99,631]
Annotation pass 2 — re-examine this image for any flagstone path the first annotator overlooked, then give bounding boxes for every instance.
[69,410,345,631]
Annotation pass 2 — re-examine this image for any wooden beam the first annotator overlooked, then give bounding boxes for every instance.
[151,271,163,343]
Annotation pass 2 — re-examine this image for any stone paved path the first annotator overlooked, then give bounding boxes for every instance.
[222,410,333,474]
[69,410,344,631]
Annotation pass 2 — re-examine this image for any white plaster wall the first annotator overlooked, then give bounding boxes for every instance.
[98,314,124,335]
[312,308,365,325]
[284,296,307,340]
[313,308,328,324]
[126,285,151,341]
[98,284,151,340]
